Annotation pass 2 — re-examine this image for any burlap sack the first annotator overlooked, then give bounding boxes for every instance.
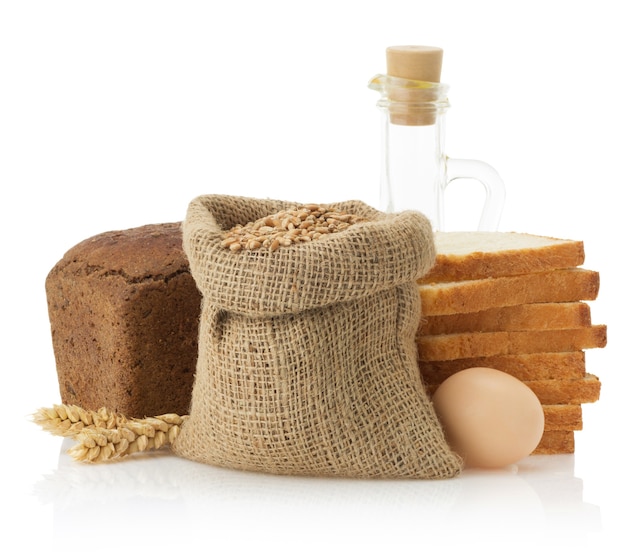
[172,194,462,479]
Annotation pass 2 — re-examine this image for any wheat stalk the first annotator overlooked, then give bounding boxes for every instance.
[34,404,188,463]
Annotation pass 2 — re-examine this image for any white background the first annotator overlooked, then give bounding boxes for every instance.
[1,1,624,550]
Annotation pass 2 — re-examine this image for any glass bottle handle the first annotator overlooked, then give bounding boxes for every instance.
[445,158,506,231]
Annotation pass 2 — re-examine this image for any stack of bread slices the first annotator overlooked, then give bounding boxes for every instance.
[417,232,606,455]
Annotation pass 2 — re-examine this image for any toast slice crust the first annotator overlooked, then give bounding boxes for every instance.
[419,351,587,383]
[417,325,607,361]
[425,374,601,405]
[420,268,600,316]
[533,430,575,454]
[419,302,592,335]
[525,374,601,405]
[542,405,583,431]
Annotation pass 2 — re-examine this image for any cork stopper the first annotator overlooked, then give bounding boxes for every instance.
[385,45,444,126]
[386,45,443,83]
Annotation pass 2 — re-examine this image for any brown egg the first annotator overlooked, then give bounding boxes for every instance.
[432,367,545,469]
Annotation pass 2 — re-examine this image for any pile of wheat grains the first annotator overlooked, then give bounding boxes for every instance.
[220,204,369,252]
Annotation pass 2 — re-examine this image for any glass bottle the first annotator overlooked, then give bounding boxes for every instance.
[368,46,505,231]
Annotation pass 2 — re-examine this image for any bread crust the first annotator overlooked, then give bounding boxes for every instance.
[533,430,575,455]
[419,302,592,335]
[542,405,583,431]
[418,325,606,361]
[426,373,600,405]
[420,268,599,316]
[525,374,601,405]
[420,351,587,383]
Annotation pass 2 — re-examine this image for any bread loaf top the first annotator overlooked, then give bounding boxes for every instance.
[50,222,188,279]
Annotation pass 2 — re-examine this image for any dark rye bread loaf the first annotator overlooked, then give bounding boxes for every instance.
[45,223,201,418]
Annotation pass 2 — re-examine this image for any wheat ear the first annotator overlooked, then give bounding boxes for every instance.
[67,413,188,463]
[34,404,188,463]
[33,404,129,437]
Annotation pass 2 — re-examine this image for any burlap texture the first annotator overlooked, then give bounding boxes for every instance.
[172,194,462,479]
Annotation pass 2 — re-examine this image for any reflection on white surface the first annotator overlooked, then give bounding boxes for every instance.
[31,439,603,552]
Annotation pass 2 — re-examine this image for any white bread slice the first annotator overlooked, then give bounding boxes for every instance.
[420,351,587,383]
[419,302,592,335]
[421,231,585,283]
[417,326,607,361]
[419,268,599,316]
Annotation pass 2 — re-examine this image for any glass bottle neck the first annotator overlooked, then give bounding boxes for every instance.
[368,74,450,126]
